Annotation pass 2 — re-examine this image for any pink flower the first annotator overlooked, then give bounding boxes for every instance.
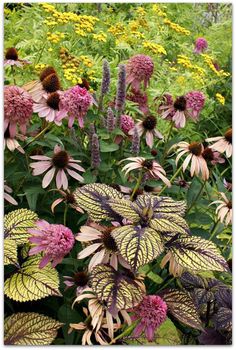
[120,115,135,134]
[4,182,18,206]
[33,92,67,125]
[159,95,189,128]
[4,85,33,138]
[223,179,232,192]
[59,86,92,128]
[186,91,205,120]
[28,220,75,268]
[126,54,154,91]
[202,147,225,165]
[194,37,208,54]
[4,47,31,67]
[127,88,149,114]
[157,93,175,121]
[63,270,89,296]
[51,189,84,213]
[30,145,85,189]
[131,295,167,342]
[205,128,232,158]
[4,127,25,154]
[210,193,232,226]
[129,116,163,148]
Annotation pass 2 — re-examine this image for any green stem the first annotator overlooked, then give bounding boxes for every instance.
[11,65,16,84]
[186,179,207,213]
[157,277,175,292]
[130,171,143,200]
[64,205,68,226]
[109,320,139,344]
[209,219,220,241]
[161,122,174,165]
[158,165,183,196]
[23,123,51,149]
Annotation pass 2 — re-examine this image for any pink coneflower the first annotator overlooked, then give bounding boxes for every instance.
[126,54,154,91]
[206,128,232,158]
[129,115,163,148]
[174,141,209,180]
[30,145,85,189]
[174,177,190,189]
[63,270,89,296]
[210,193,232,226]
[186,91,205,120]
[28,220,75,268]
[194,37,208,54]
[4,182,18,206]
[131,295,167,342]
[159,95,189,128]
[51,189,84,213]
[59,86,92,128]
[202,147,225,165]
[127,88,149,114]
[121,157,171,187]
[4,127,25,154]
[4,85,33,138]
[76,224,130,271]
[120,114,135,135]
[33,92,67,125]
[4,47,31,67]
[158,93,175,121]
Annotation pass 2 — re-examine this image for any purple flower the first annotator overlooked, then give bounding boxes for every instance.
[127,88,149,114]
[101,59,110,96]
[186,91,205,120]
[120,114,135,134]
[28,220,75,268]
[130,126,140,155]
[115,64,126,115]
[106,107,116,132]
[126,54,154,91]
[194,37,208,54]
[91,133,101,168]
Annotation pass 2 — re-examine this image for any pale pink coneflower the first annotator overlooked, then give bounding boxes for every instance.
[126,54,154,91]
[131,295,167,342]
[33,92,67,125]
[129,115,163,148]
[159,95,189,128]
[206,128,232,158]
[28,219,75,268]
[174,141,209,180]
[121,157,171,187]
[63,270,89,296]
[210,193,232,226]
[4,127,25,154]
[202,147,225,165]
[51,189,84,213]
[30,145,85,189]
[4,182,18,206]
[76,224,130,271]
[4,47,31,67]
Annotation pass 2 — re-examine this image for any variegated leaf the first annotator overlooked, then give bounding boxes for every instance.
[4,312,62,345]
[4,239,18,266]
[74,183,124,222]
[112,225,164,271]
[4,209,38,244]
[4,256,61,302]
[215,307,232,331]
[162,289,203,330]
[167,235,229,272]
[108,199,140,222]
[90,264,144,316]
[150,214,189,237]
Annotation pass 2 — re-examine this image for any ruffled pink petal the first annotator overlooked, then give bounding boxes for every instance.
[42,167,56,188]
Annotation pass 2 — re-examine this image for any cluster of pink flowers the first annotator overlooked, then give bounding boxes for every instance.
[194,37,208,54]
[120,114,135,134]
[126,54,154,91]
[127,88,149,114]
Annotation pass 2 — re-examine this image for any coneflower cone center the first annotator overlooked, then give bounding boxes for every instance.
[40,66,56,82]
[74,272,89,286]
[188,142,202,156]
[174,96,186,111]
[142,116,157,130]
[227,201,232,209]
[66,193,76,204]
[4,126,11,139]
[102,229,118,252]
[52,151,69,168]
[224,128,232,143]
[42,73,60,93]
[202,147,214,161]
[142,159,153,169]
[46,92,60,110]
[5,47,18,60]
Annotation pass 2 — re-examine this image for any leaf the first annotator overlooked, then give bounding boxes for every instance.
[4,312,62,345]
[112,225,164,271]
[146,271,163,284]
[4,209,38,244]
[100,141,119,152]
[4,239,18,267]
[155,317,182,345]
[90,264,144,317]
[74,183,124,222]
[167,235,229,272]
[4,256,61,302]
[214,307,232,331]
[150,214,189,238]
[162,289,203,330]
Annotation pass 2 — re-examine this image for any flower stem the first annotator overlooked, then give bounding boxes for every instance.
[23,123,51,149]
[130,171,143,200]
[158,165,183,196]
[209,219,220,241]
[109,320,139,344]
[161,122,174,165]
[186,179,207,213]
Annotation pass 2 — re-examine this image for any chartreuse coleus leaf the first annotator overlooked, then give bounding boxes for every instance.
[4,239,18,267]
[161,289,203,330]
[4,256,61,302]
[90,264,144,317]
[4,208,38,244]
[4,312,62,345]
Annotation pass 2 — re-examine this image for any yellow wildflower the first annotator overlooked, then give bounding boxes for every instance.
[152,4,167,17]
[164,18,190,35]
[143,41,167,55]
[93,32,107,42]
[215,93,225,105]
[201,54,230,77]
[136,7,146,16]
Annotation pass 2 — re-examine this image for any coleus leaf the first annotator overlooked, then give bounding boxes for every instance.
[90,264,144,317]
[4,256,61,302]
[74,184,124,222]
[4,209,38,244]
[161,289,203,330]
[4,239,18,267]
[4,312,62,345]
[112,225,164,271]
[214,308,232,331]
[166,235,229,272]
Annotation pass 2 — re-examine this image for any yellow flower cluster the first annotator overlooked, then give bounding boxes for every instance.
[201,54,230,77]
[93,32,107,42]
[136,7,146,17]
[152,4,167,17]
[47,31,65,43]
[34,63,47,72]
[164,19,190,35]
[79,55,93,68]
[215,93,225,105]
[143,41,167,55]
[41,3,56,13]
[191,73,205,86]
[108,22,125,36]
[43,17,57,26]
[177,55,206,76]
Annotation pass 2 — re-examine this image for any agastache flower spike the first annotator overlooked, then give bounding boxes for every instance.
[115,64,126,125]
[106,107,116,132]
[131,126,140,155]
[101,59,110,96]
[91,133,101,169]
